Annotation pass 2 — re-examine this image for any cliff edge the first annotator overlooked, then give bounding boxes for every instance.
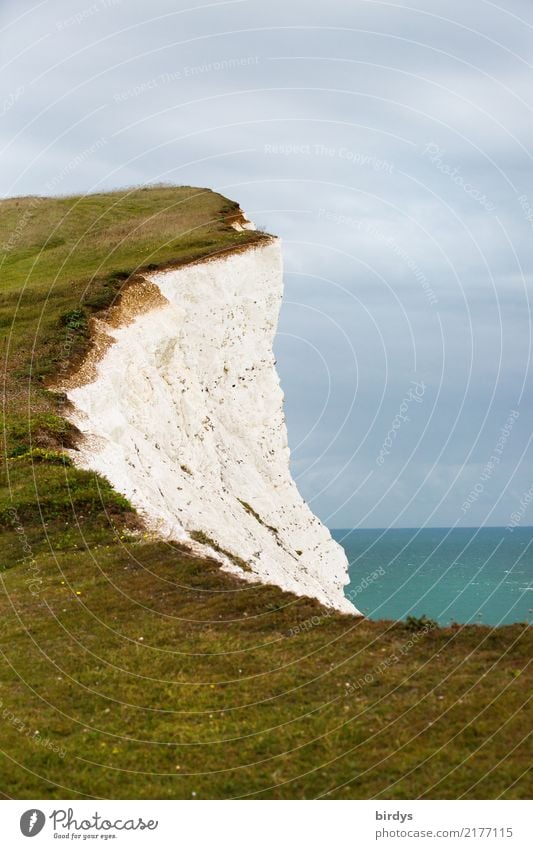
[57,236,358,614]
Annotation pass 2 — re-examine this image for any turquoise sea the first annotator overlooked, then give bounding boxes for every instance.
[334,527,533,626]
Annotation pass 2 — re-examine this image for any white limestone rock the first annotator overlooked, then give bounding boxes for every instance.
[65,238,358,614]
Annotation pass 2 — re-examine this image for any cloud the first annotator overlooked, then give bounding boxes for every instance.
[1,0,532,527]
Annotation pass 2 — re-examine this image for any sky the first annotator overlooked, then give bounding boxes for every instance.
[1,0,532,529]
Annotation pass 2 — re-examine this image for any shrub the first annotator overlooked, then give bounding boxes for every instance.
[404,614,439,632]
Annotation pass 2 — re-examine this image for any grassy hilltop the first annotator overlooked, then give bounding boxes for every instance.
[1,187,531,800]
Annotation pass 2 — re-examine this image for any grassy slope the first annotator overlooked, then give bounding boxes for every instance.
[1,187,531,800]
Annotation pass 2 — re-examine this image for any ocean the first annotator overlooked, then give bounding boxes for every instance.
[334,526,533,626]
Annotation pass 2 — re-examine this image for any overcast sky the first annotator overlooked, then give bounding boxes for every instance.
[2,0,532,529]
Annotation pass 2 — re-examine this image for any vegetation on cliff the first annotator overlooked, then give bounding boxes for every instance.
[1,188,530,799]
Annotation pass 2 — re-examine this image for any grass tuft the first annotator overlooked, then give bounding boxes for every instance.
[190,529,253,573]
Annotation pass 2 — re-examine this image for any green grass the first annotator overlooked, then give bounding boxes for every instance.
[190,529,253,573]
[1,185,266,395]
[1,187,531,800]
[238,498,279,535]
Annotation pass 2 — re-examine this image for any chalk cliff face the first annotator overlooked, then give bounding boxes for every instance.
[64,238,358,614]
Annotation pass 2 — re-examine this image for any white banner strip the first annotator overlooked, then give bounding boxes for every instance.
[1,799,530,848]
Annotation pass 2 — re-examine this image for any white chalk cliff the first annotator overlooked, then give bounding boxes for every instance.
[63,237,358,614]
